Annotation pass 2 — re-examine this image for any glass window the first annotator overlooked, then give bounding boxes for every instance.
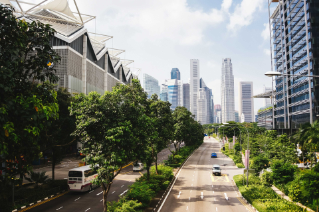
[69,171,83,177]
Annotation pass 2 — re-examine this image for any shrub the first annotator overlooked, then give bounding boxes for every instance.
[114,200,142,212]
[287,179,302,202]
[236,163,245,168]
[150,165,173,181]
[126,182,155,207]
[250,154,270,174]
[270,159,297,185]
[162,181,170,190]
[260,171,272,187]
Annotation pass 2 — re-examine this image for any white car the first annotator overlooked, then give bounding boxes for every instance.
[212,164,221,176]
[133,163,144,172]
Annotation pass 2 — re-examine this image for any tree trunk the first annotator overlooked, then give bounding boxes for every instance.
[146,166,150,180]
[155,154,158,175]
[102,182,111,212]
[52,148,56,181]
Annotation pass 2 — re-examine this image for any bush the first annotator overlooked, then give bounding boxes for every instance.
[126,182,155,207]
[162,181,170,190]
[114,200,142,212]
[260,171,272,187]
[270,160,297,185]
[236,163,245,168]
[287,179,302,202]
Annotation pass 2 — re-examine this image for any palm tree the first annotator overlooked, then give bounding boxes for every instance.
[25,171,49,188]
[293,121,319,169]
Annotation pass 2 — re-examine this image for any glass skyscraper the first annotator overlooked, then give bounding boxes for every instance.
[183,83,190,111]
[171,68,181,80]
[269,0,319,129]
[143,73,160,99]
[221,58,235,122]
[166,79,183,110]
[238,81,254,123]
[160,84,168,101]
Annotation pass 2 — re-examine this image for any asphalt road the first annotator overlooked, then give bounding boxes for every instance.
[24,144,176,212]
[158,137,254,212]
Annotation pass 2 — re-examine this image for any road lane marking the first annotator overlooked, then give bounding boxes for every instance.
[237,197,254,212]
[186,206,188,210]
[89,190,94,193]
[139,172,143,176]
[85,208,90,212]
[56,206,63,210]
[201,192,204,199]
[97,191,103,196]
[74,197,81,201]
[224,193,228,200]
[213,191,214,193]
[112,191,115,194]
[120,189,128,196]
[216,207,218,211]
[121,185,124,188]
[20,191,69,212]
[100,199,103,202]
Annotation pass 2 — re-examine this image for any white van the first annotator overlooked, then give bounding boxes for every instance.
[133,163,144,172]
[212,164,221,176]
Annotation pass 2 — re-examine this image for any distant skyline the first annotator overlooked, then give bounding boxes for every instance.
[67,0,273,115]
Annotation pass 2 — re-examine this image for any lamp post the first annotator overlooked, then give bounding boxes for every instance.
[264,71,319,126]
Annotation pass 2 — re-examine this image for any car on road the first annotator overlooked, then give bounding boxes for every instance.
[211,153,217,158]
[212,164,221,176]
[133,162,144,172]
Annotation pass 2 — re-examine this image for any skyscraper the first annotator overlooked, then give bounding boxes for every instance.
[210,93,214,123]
[263,86,272,107]
[235,111,240,123]
[199,78,213,123]
[183,83,190,111]
[221,58,235,122]
[269,1,319,129]
[190,59,200,119]
[166,79,183,110]
[171,68,181,80]
[239,81,254,123]
[160,84,168,101]
[197,88,208,124]
[143,73,160,99]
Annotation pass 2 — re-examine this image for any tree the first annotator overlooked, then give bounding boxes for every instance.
[0,5,60,182]
[250,153,270,174]
[270,159,297,185]
[70,80,149,212]
[40,88,76,180]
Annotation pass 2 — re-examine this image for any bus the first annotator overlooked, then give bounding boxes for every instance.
[68,165,98,192]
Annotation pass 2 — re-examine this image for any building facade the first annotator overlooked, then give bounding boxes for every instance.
[221,58,235,122]
[235,111,240,123]
[190,59,200,119]
[210,94,215,123]
[216,111,222,124]
[238,81,254,123]
[166,79,183,110]
[171,68,181,80]
[269,0,319,129]
[263,86,272,107]
[197,88,209,124]
[183,83,190,111]
[199,78,213,124]
[143,73,160,99]
[160,84,168,101]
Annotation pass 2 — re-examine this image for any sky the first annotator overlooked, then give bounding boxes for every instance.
[18,0,276,115]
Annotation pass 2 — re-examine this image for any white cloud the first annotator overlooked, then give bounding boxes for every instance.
[222,0,233,11]
[263,49,270,55]
[76,0,227,46]
[227,0,264,32]
[261,23,270,40]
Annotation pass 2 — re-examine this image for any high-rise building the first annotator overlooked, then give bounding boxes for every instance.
[197,88,208,124]
[160,84,168,101]
[183,83,190,111]
[171,68,181,80]
[238,81,254,123]
[143,73,160,99]
[221,58,235,122]
[263,86,272,107]
[214,104,221,117]
[269,1,319,129]
[199,78,213,123]
[235,111,240,123]
[166,79,183,110]
[216,111,222,124]
[190,59,200,119]
[210,93,214,123]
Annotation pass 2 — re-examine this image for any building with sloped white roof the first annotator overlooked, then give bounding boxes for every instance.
[2,0,139,94]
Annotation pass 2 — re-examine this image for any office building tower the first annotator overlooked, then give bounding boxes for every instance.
[214,104,221,117]
[183,83,190,111]
[166,79,183,110]
[160,84,168,101]
[221,58,235,122]
[190,59,200,119]
[143,73,160,99]
[263,86,272,107]
[210,93,214,123]
[216,111,222,124]
[239,81,254,123]
[197,88,209,124]
[235,111,240,123]
[199,78,213,123]
[171,68,181,80]
[269,1,319,129]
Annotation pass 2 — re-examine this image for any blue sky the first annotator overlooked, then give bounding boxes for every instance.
[23,0,274,115]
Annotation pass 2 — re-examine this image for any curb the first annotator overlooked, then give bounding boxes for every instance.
[152,146,200,212]
[12,190,67,212]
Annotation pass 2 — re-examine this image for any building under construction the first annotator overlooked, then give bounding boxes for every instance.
[2,0,138,95]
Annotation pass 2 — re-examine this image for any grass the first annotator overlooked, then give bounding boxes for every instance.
[234,174,307,212]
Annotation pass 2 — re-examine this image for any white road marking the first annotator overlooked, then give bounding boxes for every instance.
[177,191,181,198]
[74,197,81,201]
[189,197,190,200]
[64,178,67,179]
[224,193,229,200]
[89,190,94,193]
[96,191,103,196]
[85,208,90,212]
[121,185,124,188]
[216,207,218,211]
[112,191,115,194]
[56,206,63,210]
[186,206,188,210]
[120,189,128,196]
[190,190,192,193]
[100,199,103,202]
[212,185,213,187]
[213,191,214,193]
[191,184,193,186]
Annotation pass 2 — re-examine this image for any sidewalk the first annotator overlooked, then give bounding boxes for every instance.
[271,185,315,212]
